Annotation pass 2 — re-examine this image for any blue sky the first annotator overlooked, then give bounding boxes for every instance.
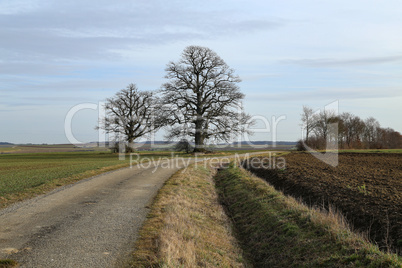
[1,0,401,144]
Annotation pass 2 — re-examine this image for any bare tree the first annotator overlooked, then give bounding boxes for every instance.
[97,83,162,152]
[363,117,380,148]
[300,106,317,142]
[174,139,193,154]
[340,112,365,148]
[161,45,252,152]
[313,110,338,149]
[377,127,402,149]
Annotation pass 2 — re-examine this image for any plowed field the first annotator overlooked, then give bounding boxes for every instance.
[244,153,402,253]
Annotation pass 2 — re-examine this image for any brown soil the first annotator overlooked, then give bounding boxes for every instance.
[244,153,402,253]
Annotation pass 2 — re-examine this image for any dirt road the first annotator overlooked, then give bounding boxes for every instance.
[0,159,190,267]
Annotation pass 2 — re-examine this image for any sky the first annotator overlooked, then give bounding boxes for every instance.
[1,0,401,144]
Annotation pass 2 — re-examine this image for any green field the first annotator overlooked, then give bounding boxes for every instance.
[0,152,125,193]
[0,151,176,207]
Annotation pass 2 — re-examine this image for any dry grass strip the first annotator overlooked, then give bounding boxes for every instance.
[130,163,246,267]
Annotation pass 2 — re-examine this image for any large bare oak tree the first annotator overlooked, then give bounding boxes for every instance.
[97,83,162,152]
[161,45,252,152]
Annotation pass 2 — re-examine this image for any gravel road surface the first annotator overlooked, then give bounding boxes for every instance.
[0,159,189,267]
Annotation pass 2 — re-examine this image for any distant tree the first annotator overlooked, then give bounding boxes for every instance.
[296,139,307,151]
[313,110,338,149]
[161,45,252,152]
[377,127,402,149]
[388,129,402,149]
[300,106,317,143]
[97,84,163,152]
[174,139,193,154]
[340,113,365,149]
[363,117,380,148]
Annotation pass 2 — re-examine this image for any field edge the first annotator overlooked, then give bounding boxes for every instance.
[214,164,402,267]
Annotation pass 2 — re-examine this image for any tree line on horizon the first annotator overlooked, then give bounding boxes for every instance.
[299,106,401,150]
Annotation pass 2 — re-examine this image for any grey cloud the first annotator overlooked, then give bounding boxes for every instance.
[0,2,282,63]
[0,28,144,61]
[282,55,402,67]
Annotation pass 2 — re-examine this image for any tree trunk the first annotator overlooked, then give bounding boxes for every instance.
[194,119,205,152]
[127,138,135,153]
[194,134,205,152]
[305,127,309,143]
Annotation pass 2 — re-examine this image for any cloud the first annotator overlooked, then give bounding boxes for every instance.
[0,2,282,64]
[282,55,402,67]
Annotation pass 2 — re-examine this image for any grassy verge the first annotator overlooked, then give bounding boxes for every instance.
[130,163,246,267]
[215,164,402,267]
